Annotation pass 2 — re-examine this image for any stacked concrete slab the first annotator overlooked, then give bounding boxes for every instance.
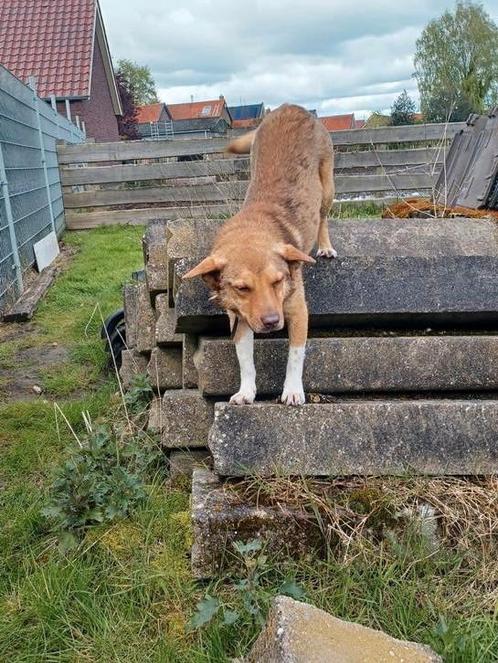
[122,216,498,577]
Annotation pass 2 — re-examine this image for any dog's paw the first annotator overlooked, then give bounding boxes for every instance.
[281,388,306,406]
[230,388,256,405]
[316,247,338,259]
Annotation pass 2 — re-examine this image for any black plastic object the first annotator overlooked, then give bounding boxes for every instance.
[101,308,126,369]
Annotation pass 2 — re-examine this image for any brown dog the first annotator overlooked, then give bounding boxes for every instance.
[183,104,336,405]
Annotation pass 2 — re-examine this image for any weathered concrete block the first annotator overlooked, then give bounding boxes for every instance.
[168,216,498,269]
[183,334,199,388]
[142,220,169,296]
[209,400,498,477]
[160,390,214,448]
[135,282,156,354]
[196,335,498,396]
[246,596,441,662]
[166,218,218,299]
[147,397,163,433]
[175,255,498,334]
[155,294,183,346]
[123,283,140,349]
[119,349,149,390]
[147,347,183,391]
[191,469,316,578]
[169,449,212,482]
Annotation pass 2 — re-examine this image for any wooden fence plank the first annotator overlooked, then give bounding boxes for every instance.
[65,204,233,229]
[63,181,247,208]
[60,158,249,185]
[63,173,434,208]
[57,123,463,165]
[65,198,400,230]
[335,147,443,170]
[332,122,465,147]
[57,138,229,164]
[60,148,442,186]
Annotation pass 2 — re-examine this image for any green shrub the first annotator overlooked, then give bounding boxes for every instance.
[42,426,162,548]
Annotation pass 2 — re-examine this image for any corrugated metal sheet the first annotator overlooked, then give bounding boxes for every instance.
[0,64,84,312]
[435,109,498,209]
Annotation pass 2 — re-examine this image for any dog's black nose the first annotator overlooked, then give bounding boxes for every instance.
[261,313,280,330]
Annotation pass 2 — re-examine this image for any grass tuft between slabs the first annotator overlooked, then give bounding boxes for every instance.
[0,223,497,663]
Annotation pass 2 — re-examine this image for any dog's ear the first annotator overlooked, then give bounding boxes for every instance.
[182,255,226,289]
[278,244,316,264]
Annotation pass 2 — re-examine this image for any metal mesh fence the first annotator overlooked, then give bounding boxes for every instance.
[0,65,84,312]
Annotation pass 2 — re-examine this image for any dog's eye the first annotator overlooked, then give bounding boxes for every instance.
[234,285,250,293]
[272,277,284,287]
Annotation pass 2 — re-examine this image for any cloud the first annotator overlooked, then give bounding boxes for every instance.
[101,0,498,115]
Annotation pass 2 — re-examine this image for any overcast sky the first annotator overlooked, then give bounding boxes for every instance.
[101,0,498,118]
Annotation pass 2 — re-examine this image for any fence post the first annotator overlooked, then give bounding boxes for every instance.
[29,77,56,234]
[0,140,23,293]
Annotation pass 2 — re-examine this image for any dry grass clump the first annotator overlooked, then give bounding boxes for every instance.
[384,197,498,219]
[233,475,497,572]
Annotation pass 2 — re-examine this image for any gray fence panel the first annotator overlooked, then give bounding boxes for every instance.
[0,65,84,311]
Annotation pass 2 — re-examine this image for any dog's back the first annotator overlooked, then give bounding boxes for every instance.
[227,104,334,252]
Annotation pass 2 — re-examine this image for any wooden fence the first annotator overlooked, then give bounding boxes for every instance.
[58,122,464,229]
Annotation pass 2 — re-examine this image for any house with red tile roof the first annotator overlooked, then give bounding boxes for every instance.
[135,103,173,138]
[319,113,356,131]
[165,97,233,138]
[0,0,122,142]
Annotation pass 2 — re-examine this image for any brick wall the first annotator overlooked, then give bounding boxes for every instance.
[57,39,120,142]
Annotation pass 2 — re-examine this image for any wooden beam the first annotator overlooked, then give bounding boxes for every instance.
[60,158,249,185]
[332,122,464,147]
[57,122,463,165]
[57,137,229,164]
[63,181,248,208]
[60,148,442,186]
[65,197,405,230]
[65,204,233,229]
[63,172,434,209]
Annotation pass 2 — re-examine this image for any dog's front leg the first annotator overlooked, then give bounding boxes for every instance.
[229,315,256,405]
[282,279,307,406]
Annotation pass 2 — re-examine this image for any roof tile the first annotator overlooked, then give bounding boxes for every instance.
[167,99,227,120]
[319,114,356,131]
[0,0,96,98]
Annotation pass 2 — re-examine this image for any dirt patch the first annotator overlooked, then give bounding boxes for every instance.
[0,323,70,402]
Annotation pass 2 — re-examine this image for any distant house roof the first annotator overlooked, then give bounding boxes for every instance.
[319,114,356,131]
[167,99,231,121]
[171,117,230,135]
[136,103,169,124]
[228,103,264,121]
[354,119,366,129]
[0,0,121,112]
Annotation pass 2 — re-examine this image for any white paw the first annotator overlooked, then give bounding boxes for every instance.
[316,247,338,259]
[281,388,306,406]
[230,387,256,405]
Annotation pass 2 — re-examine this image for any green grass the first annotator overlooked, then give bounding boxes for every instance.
[0,224,496,662]
[331,200,387,218]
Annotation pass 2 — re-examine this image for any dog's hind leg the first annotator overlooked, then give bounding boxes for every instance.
[282,277,308,406]
[317,156,337,258]
[229,317,257,405]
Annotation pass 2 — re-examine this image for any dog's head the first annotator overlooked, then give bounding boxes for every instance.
[183,244,314,334]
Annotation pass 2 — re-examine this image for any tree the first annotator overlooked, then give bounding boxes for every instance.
[414,1,498,123]
[391,90,416,125]
[116,59,159,106]
[115,72,138,140]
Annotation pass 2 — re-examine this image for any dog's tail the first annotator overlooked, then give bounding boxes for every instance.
[226,130,256,154]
